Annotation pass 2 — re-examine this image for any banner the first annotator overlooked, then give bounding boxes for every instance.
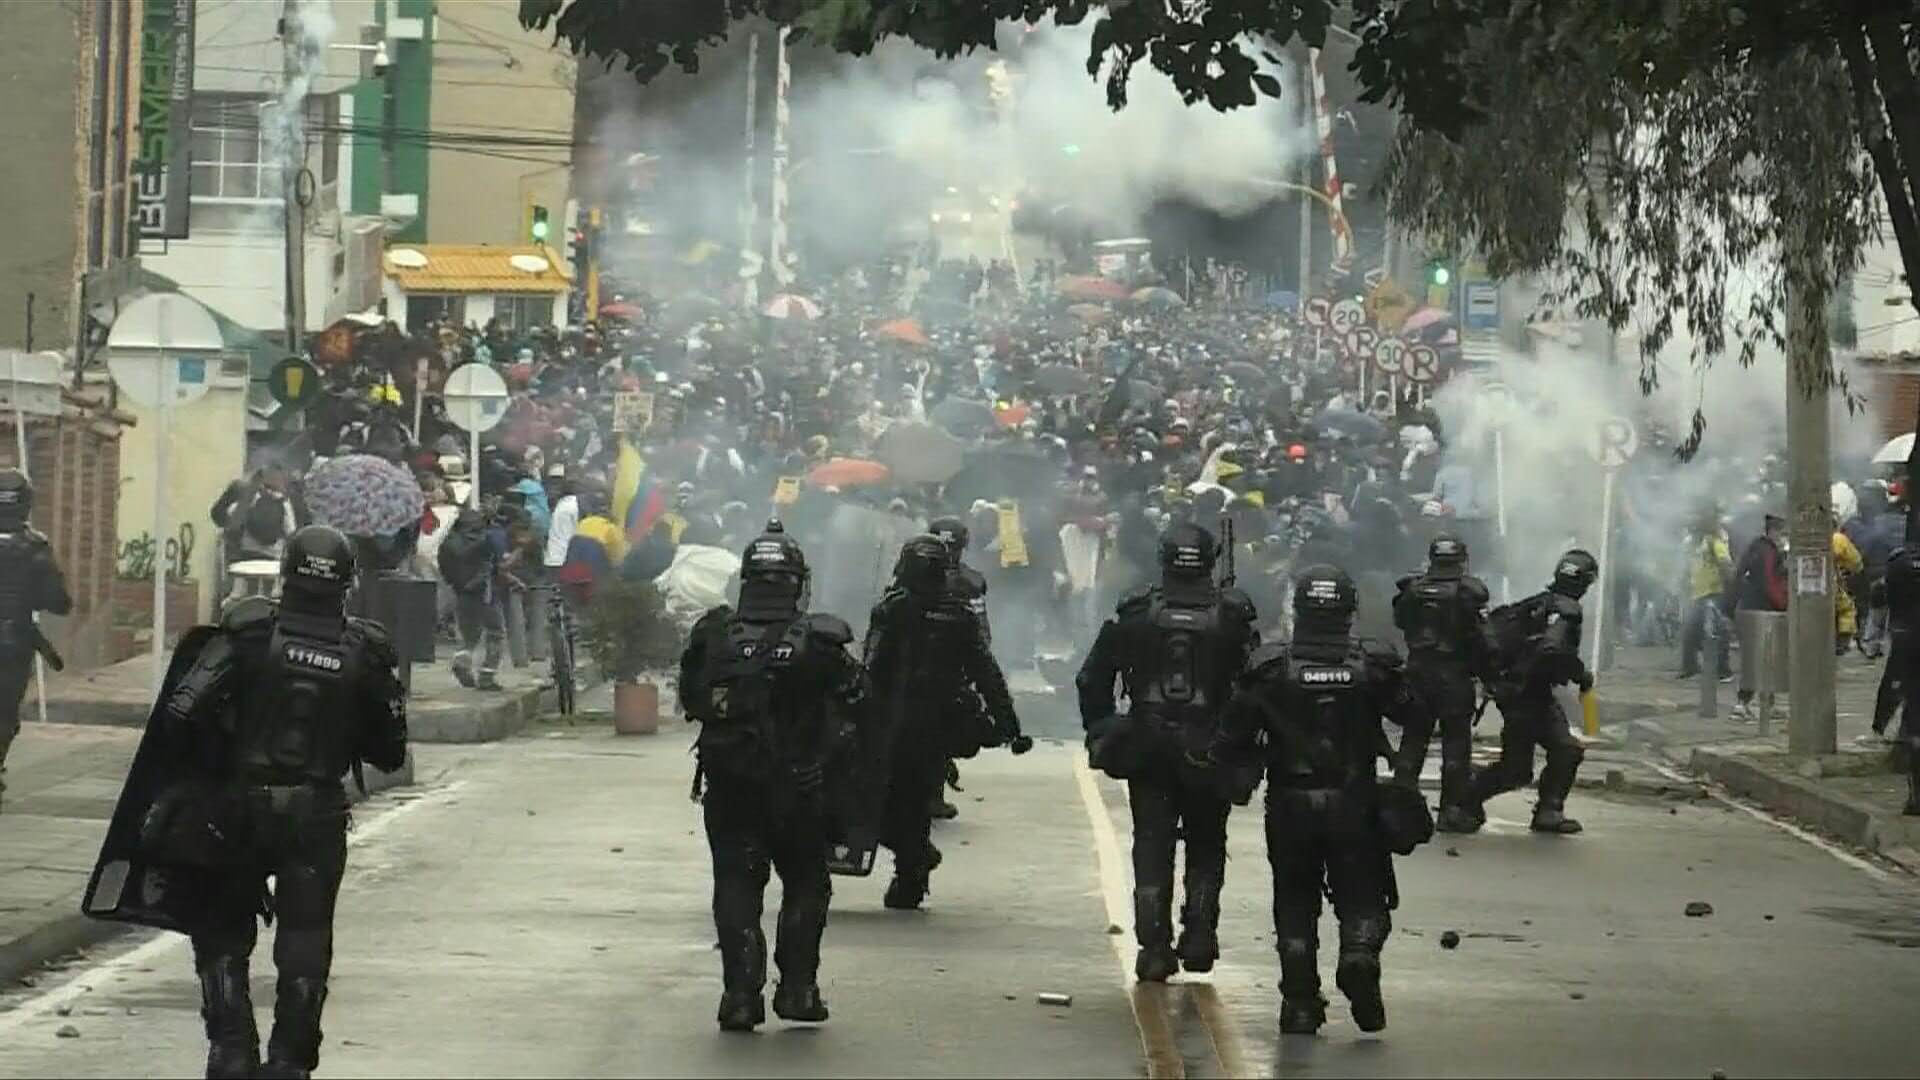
[133,0,195,239]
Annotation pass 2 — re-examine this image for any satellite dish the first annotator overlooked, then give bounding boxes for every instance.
[509,254,550,274]
[386,248,429,269]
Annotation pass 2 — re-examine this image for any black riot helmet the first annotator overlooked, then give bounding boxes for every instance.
[279,525,357,613]
[894,534,951,598]
[738,519,810,620]
[1158,521,1219,582]
[928,516,970,563]
[1427,533,1468,576]
[1550,548,1600,599]
[0,468,30,527]
[1293,564,1358,637]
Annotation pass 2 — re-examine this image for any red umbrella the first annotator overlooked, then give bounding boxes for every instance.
[876,318,930,347]
[805,457,892,488]
[1401,307,1454,334]
[1059,275,1132,302]
[599,301,644,320]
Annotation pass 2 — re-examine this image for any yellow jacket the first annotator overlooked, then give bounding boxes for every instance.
[1688,531,1732,600]
[1833,531,1863,636]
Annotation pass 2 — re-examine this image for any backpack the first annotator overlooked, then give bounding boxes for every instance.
[1484,595,1548,681]
[245,491,288,545]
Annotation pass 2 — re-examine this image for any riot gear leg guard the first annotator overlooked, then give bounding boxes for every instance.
[1127,780,1178,980]
[1175,790,1229,973]
[1334,916,1389,1033]
[717,928,768,1031]
[1904,734,1920,816]
[196,955,258,1079]
[1133,885,1178,982]
[1532,715,1586,834]
[772,853,831,1023]
[1275,928,1324,1033]
[259,975,326,1078]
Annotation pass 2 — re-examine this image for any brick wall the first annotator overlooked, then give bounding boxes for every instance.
[107,579,200,662]
[1873,369,1920,443]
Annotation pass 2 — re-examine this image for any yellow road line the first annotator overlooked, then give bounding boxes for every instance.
[1187,981,1250,1079]
[1132,982,1188,1080]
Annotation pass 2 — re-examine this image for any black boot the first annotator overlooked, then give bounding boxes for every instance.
[1278,994,1328,1035]
[1335,918,1388,1034]
[259,976,326,1079]
[1531,749,1584,834]
[883,873,927,911]
[1175,879,1221,974]
[717,929,768,1031]
[929,791,959,821]
[1133,885,1177,982]
[772,982,830,1023]
[1436,764,1477,833]
[197,957,258,1080]
[1276,932,1323,1032]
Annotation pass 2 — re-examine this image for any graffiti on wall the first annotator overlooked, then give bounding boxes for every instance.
[118,523,196,582]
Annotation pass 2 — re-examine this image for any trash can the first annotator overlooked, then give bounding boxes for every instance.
[1736,610,1789,694]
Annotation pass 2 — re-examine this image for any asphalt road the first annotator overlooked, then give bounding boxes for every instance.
[1,723,1916,1078]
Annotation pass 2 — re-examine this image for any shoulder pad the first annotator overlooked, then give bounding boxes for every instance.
[1395,574,1415,594]
[221,595,277,634]
[803,614,855,645]
[951,566,988,597]
[1246,641,1289,677]
[1220,587,1256,620]
[348,616,398,659]
[1460,577,1491,606]
[1359,637,1405,671]
[692,605,733,634]
[1116,584,1155,615]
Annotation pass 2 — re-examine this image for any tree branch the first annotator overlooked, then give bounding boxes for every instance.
[1862,9,1920,318]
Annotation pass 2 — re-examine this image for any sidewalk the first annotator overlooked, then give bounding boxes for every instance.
[1596,642,1920,869]
[0,723,414,988]
[37,652,563,743]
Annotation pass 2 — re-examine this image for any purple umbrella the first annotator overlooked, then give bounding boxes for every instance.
[304,453,424,537]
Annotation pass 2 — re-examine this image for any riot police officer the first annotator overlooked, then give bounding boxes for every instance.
[1078,522,1257,981]
[865,534,1029,911]
[928,515,988,822]
[0,468,70,809]
[1391,534,1490,832]
[1881,544,1920,814]
[1209,565,1430,1035]
[679,521,869,1032]
[161,526,407,1078]
[1461,549,1598,834]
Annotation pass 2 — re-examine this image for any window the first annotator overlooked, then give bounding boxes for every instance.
[496,295,555,331]
[190,93,275,201]
[405,295,466,334]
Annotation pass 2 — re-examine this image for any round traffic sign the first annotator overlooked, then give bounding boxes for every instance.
[1330,298,1366,335]
[268,357,323,409]
[1372,336,1408,376]
[1303,297,1332,328]
[1588,415,1639,469]
[105,293,223,410]
[442,362,510,434]
[1343,326,1377,363]
[1401,343,1441,384]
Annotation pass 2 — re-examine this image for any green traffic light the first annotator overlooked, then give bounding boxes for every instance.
[532,221,550,241]
[1432,266,1451,285]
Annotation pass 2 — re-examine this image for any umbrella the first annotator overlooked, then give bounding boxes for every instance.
[1060,275,1132,302]
[763,294,823,321]
[1224,361,1268,384]
[1032,363,1094,396]
[805,457,891,488]
[877,422,966,484]
[1066,303,1112,324]
[995,403,1032,427]
[875,317,930,346]
[946,446,1064,505]
[1401,307,1454,334]
[1132,286,1186,308]
[303,453,425,537]
[929,396,998,436]
[1315,407,1388,443]
[1874,433,1914,465]
[598,302,644,320]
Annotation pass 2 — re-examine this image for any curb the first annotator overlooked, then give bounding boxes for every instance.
[1686,746,1895,854]
[409,684,550,743]
[0,751,417,989]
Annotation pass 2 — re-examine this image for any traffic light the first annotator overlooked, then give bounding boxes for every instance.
[1428,261,1451,286]
[530,205,550,243]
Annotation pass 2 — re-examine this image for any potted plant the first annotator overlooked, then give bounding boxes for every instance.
[578,577,682,735]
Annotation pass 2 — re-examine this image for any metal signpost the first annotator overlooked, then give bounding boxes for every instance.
[1481,379,1514,602]
[1401,343,1439,409]
[2,350,63,723]
[1586,415,1639,674]
[442,363,509,510]
[107,293,222,694]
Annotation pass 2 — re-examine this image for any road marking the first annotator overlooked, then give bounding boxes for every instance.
[1187,981,1252,1079]
[0,780,467,1035]
[1645,761,1891,882]
[1072,750,1186,1079]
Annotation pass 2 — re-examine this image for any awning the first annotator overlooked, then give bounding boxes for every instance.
[383,244,573,295]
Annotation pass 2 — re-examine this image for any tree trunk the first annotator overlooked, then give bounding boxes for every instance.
[1863,11,1920,318]
[1839,24,1920,323]
[1785,209,1836,757]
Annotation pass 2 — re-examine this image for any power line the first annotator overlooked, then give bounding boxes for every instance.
[190,62,573,93]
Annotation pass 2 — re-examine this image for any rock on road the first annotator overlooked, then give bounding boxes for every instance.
[1,724,1916,1078]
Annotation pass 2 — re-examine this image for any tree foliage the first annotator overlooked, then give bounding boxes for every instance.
[518,0,1483,115]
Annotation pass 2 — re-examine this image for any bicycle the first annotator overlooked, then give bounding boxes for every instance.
[544,585,578,716]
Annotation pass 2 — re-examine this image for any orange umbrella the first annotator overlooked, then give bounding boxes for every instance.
[876,318,930,347]
[805,457,892,488]
[994,403,1032,427]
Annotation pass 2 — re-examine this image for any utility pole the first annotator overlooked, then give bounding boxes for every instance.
[740,31,761,312]
[1785,209,1836,756]
[1295,44,1314,299]
[281,0,308,350]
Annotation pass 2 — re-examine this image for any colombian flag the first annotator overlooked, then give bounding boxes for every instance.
[611,437,668,548]
[559,514,625,597]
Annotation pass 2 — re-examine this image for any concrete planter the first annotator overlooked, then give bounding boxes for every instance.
[614,681,661,735]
